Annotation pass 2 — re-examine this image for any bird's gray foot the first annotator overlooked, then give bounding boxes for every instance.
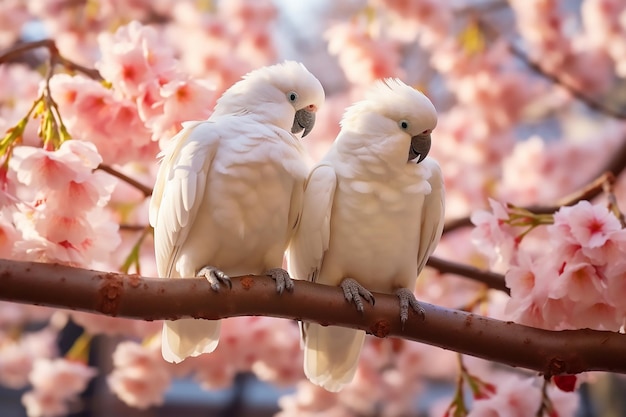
[265,268,294,294]
[197,266,232,291]
[340,278,375,313]
[396,287,425,327]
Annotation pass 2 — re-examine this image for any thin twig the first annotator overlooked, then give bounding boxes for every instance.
[453,0,508,16]
[427,256,508,294]
[444,170,626,234]
[508,44,626,120]
[97,164,153,197]
[0,39,102,81]
[120,224,151,232]
[603,174,626,227]
[524,172,615,214]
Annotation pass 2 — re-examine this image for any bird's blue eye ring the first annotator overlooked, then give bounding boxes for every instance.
[288,92,298,102]
[399,120,409,130]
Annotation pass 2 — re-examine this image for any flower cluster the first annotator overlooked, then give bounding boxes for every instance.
[325,20,404,86]
[582,0,626,77]
[97,21,215,145]
[50,20,216,164]
[509,0,614,93]
[466,375,578,417]
[473,199,626,331]
[22,358,97,417]
[107,341,171,409]
[6,140,120,266]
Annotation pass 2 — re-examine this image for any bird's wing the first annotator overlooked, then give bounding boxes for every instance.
[416,157,445,274]
[149,121,219,278]
[287,163,337,283]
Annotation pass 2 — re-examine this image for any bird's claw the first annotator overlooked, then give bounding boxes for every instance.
[265,268,294,294]
[396,287,425,328]
[197,266,232,291]
[340,278,375,313]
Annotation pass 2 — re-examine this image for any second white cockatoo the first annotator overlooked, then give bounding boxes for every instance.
[288,79,445,392]
[149,61,325,364]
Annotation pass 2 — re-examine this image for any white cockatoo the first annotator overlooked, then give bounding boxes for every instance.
[288,79,445,392]
[149,61,325,364]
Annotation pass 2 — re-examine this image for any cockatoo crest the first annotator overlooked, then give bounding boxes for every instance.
[340,78,437,139]
[332,79,437,169]
[212,61,325,136]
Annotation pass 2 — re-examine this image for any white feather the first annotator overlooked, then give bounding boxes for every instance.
[150,61,324,363]
[289,79,444,392]
[287,164,337,283]
[416,157,445,274]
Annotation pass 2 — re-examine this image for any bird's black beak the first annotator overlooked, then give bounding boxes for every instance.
[291,108,316,138]
[408,134,431,163]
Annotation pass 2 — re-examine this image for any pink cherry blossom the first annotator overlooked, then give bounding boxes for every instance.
[504,252,565,329]
[49,74,154,164]
[0,342,35,389]
[326,21,404,86]
[499,200,626,330]
[191,351,238,390]
[504,251,539,300]
[10,141,96,190]
[21,358,97,417]
[145,77,215,143]
[470,199,518,270]
[21,389,69,417]
[236,28,277,68]
[107,341,171,409]
[12,202,118,266]
[550,259,606,302]
[552,201,622,248]
[276,381,347,417]
[373,0,452,46]
[9,140,121,266]
[0,0,30,49]
[466,375,578,417]
[29,358,96,395]
[218,0,277,32]
[581,0,626,77]
[96,20,177,99]
[0,214,18,258]
[20,328,60,360]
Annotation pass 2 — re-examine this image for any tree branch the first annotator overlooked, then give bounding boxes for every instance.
[508,44,626,120]
[0,259,625,377]
[426,256,508,294]
[97,164,153,197]
[444,168,626,234]
[0,39,103,81]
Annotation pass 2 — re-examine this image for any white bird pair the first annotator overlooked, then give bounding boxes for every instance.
[149,61,445,392]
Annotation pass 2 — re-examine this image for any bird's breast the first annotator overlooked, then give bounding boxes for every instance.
[179,138,306,276]
[323,175,426,290]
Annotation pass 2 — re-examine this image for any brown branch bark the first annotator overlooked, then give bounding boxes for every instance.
[0,39,103,81]
[444,167,626,234]
[0,259,625,377]
[427,256,508,294]
[508,44,626,120]
[97,164,153,197]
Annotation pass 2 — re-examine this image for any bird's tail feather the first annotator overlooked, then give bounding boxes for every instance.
[303,323,365,392]
[161,319,221,363]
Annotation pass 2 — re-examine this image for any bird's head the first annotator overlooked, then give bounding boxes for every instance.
[340,79,437,164]
[214,61,325,138]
